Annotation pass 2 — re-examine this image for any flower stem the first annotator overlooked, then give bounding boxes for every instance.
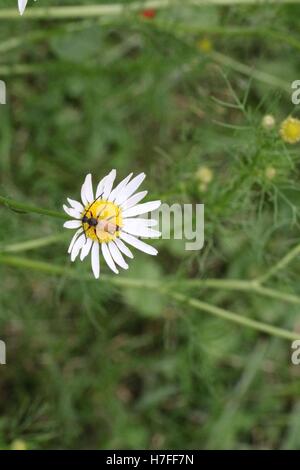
[0,254,298,341]
[211,51,290,93]
[181,278,300,305]
[257,243,300,284]
[1,0,300,20]
[0,233,68,254]
[170,291,299,341]
[0,1,178,20]
[0,195,65,220]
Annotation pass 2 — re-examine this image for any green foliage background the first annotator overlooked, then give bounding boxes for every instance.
[1,0,300,450]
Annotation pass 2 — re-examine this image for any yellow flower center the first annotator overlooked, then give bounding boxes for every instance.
[280,117,300,144]
[82,200,123,243]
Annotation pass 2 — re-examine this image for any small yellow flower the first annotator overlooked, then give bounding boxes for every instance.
[197,38,213,53]
[262,114,275,130]
[11,439,27,450]
[280,116,300,144]
[265,166,276,180]
[196,166,213,184]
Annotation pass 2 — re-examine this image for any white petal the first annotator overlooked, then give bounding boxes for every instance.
[114,238,134,259]
[122,200,161,218]
[81,179,88,206]
[67,198,83,212]
[64,220,82,229]
[114,173,146,206]
[108,242,129,270]
[123,217,157,227]
[102,169,116,200]
[95,175,107,199]
[123,218,158,235]
[63,204,81,219]
[67,228,83,254]
[143,228,161,238]
[121,190,147,210]
[101,243,119,274]
[91,242,100,279]
[85,173,94,203]
[81,173,93,206]
[18,0,28,15]
[108,173,133,202]
[70,234,86,262]
[80,237,93,261]
[123,223,160,238]
[120,232,158,256]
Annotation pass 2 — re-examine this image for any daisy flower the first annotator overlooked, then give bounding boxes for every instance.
[18,0,36,15]
[63,171,161,279]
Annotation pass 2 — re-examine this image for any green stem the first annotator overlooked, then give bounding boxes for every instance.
[182,278,300,305]
[257,243,300,284]
[0,195,65,220]
[1,0,300,20]
[171,291,299,341]
[0,254,161,286]
[0,254,298,341]
[253,285,300,306]
[0,233,68,254]
[211,51,290,93]
[0,1,177,19]
[0,255,91,280]
[0,218,299,307]
[1,192,300,306]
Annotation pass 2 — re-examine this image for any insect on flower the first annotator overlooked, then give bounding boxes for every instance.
[63,171,161,279]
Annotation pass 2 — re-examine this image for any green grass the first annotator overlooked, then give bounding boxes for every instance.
[1,0,300,450]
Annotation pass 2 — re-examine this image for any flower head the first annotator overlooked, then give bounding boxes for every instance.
[280,116,300,144]
[265,166,276,180]
[262,114,275,130]
[196,166,213,193]
[196,166,213,184]
[63,171,161,279]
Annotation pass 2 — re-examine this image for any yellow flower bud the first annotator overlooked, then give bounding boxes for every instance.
[280,116,300,144]
[197,38,213,53]
[265,167,276,180]
[196,166,213,184]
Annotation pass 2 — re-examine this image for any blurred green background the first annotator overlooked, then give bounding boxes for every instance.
[1,0,300,450]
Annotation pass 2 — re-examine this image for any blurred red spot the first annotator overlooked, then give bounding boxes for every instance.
[141,9,156,19]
